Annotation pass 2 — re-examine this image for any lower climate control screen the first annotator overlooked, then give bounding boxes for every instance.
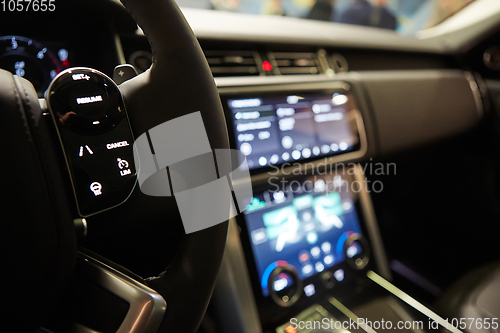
[225,91,362,170]
[243,173,366,298]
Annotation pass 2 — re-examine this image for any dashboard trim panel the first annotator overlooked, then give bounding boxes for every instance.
[75,253,167,333]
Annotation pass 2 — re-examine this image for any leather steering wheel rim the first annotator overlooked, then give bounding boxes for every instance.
[118,0,230,330]
[0,0,230,331]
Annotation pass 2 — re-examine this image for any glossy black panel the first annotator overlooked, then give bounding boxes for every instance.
[47,68,136,216]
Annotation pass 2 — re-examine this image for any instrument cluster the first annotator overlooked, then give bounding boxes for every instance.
[0,35,72,96]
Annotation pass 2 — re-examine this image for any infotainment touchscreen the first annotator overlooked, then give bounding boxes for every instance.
[243,173,365,297]
[226,92,361,170]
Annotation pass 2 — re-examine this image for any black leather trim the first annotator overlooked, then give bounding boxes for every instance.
[116,0,230,332]
[0,70,76,331]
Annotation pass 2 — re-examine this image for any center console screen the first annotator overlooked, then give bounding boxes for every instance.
[226,91,362,170]
[243,172,366,298]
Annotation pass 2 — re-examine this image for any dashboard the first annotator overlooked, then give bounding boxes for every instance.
[217,78,385,331]
[214,68,481,330]
[3,1,500,332]
[199,6,490,330]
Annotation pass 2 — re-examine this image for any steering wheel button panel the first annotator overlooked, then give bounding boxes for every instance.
[46,68,136,216]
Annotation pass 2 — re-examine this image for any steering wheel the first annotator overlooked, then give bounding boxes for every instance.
[0,0,229,332]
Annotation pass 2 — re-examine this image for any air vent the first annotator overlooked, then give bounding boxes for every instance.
[269,52,321,75]
[329,53,349,73]
[204,50,262,77]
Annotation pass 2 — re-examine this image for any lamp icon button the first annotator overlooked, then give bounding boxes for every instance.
[90,182,102,196]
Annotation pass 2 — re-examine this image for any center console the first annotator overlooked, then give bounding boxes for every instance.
[239,169,379,329]
[208,78,394,332]
[210,73,481,333]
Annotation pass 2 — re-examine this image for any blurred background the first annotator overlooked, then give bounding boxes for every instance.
[175,0,475,34]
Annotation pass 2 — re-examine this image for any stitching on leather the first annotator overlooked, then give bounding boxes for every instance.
[9,74,32,140]
[16,77,36,128]
[8,73,74,306]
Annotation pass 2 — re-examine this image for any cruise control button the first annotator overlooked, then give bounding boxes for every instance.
[47,68,125,135]
[117,158,129,169]
[118,158,132,176]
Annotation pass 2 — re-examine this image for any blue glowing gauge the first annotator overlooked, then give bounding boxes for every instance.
[0,36,67,95]
[261,260,290,295]
[336,230,355,260]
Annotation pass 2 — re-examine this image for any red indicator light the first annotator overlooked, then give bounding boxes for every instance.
[62,60,70,67]
[262,60,273,72]
[300,253,309,262]
[285,325,297,333]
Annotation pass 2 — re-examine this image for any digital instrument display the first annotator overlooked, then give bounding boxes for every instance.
[226,92,361,170]
[243,173,364,296]
[0,35,71,96]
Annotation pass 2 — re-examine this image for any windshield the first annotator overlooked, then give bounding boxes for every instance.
[176,0,475,34]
